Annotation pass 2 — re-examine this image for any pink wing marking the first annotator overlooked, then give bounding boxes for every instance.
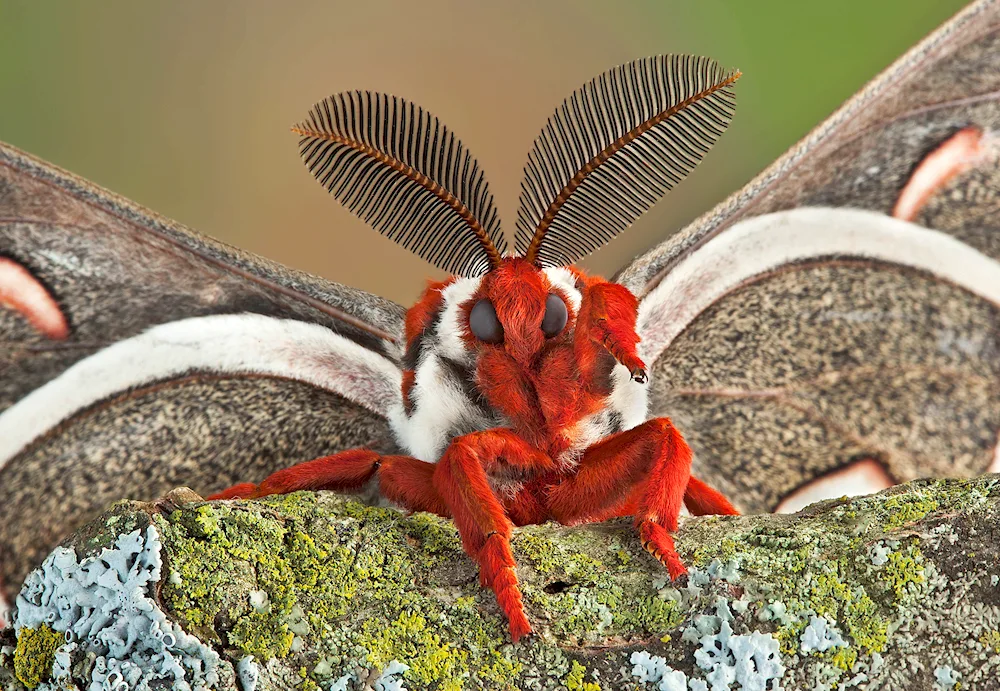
[0,256,69,340]
[892,126,997,221]
[775,458,895,514]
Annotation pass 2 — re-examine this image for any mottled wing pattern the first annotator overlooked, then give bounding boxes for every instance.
[621,0,1000,513]
[0,142,405,598]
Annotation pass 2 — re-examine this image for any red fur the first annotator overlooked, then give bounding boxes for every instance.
[209,257,738,642]
[401,369,416,414]
[405,277,454,349]
[684,476,738,516]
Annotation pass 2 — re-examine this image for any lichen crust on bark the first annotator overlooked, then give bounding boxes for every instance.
[1,476,998,690]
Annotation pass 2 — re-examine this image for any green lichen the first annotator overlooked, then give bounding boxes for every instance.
[881,543,926,601]
[155,504,300,659]
[980,631,1000,653]
[43,475,993,690]
[882,494,939,532]
[405,512,462,558]
[153,493,526,690]
[564,660,601,691]
[13,625,62,689]
[363,611,467,691]
[676,477,999,689]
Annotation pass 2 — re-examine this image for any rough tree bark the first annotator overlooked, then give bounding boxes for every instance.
[1,475,998,691]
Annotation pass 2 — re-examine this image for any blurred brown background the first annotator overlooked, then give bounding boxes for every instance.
[0,1,968,305]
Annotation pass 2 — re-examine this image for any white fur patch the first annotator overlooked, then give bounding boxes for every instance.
[543,267,583,313]
[638,207,1000,363]
[0,314,402,472]
[608,365,649,430]
[435,277,481,363]
[389,354,495,462]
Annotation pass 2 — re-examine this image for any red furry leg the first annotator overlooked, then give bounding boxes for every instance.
[433,429,554,642]
[576,280,646,380]
[638,520,685,579]
[594,476,738,520]
[378,455,450,518]
[207,448,383,499]
[211,483,259,500]
[207,451,447,518]
[684,476,739,516]
[547,418,704,579]
[547,419,687,525]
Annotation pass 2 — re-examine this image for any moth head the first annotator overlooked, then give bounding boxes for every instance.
[461,258,575,366]
[293,56,741,282]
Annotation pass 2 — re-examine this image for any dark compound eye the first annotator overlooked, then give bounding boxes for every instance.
[469,299,504,343]
[541,294,568,338]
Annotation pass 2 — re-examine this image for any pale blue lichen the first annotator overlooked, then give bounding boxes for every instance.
[869,544,891,567]
[799,616,847,653]
[329,672,353,691]
[693,621,784,691]
[933,665,960,688]
[706,559,741,583]
[758,601,796,628]
[237,656,259,691]
[375,660,411,691]
[630,650,688,690]
[13,526,221,691]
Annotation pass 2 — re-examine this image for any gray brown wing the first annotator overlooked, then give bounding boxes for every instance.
[0,141,405,598]
[621,0,1000,512]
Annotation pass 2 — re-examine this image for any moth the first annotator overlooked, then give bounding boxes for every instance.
[2,0,999,633]
[204,54,743,640]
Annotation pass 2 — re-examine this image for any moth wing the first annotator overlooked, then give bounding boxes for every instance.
[621,0,1000,512]
[0,141,406,598]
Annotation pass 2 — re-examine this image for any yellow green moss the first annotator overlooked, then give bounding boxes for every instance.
[128,476,994,689]
[154,493,526,690]
[979,631,1000,653]
[565,660,601,691]
[362,611,468,691]
[829,646,858,672]
[882,495,939,532]
[13,625,62,689]
[405,512,462,557]
[881,544,926,601]
[512,532,564,574]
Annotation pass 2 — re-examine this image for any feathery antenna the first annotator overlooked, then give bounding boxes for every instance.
[294,91,506,277]
[516,55,741,268]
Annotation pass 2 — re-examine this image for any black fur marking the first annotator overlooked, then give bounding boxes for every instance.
[593,350,617,397]
[403,309,444,371]
[607,410,624,434]
[439,355,490,413]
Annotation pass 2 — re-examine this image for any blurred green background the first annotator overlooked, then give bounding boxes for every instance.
[0,1,969,305]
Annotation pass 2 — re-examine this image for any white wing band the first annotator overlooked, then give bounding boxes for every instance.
[638,207,1000,364]
[0,313,402,471]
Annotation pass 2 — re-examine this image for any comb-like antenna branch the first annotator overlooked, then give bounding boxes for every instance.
[295,92,506,277]
[516,56,741,268]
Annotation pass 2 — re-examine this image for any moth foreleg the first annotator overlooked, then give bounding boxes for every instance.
[207,450,447,517]
[432,429,554,642]
[683,476,738,517]
[577,280,647,382]
[546,417,695,579]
